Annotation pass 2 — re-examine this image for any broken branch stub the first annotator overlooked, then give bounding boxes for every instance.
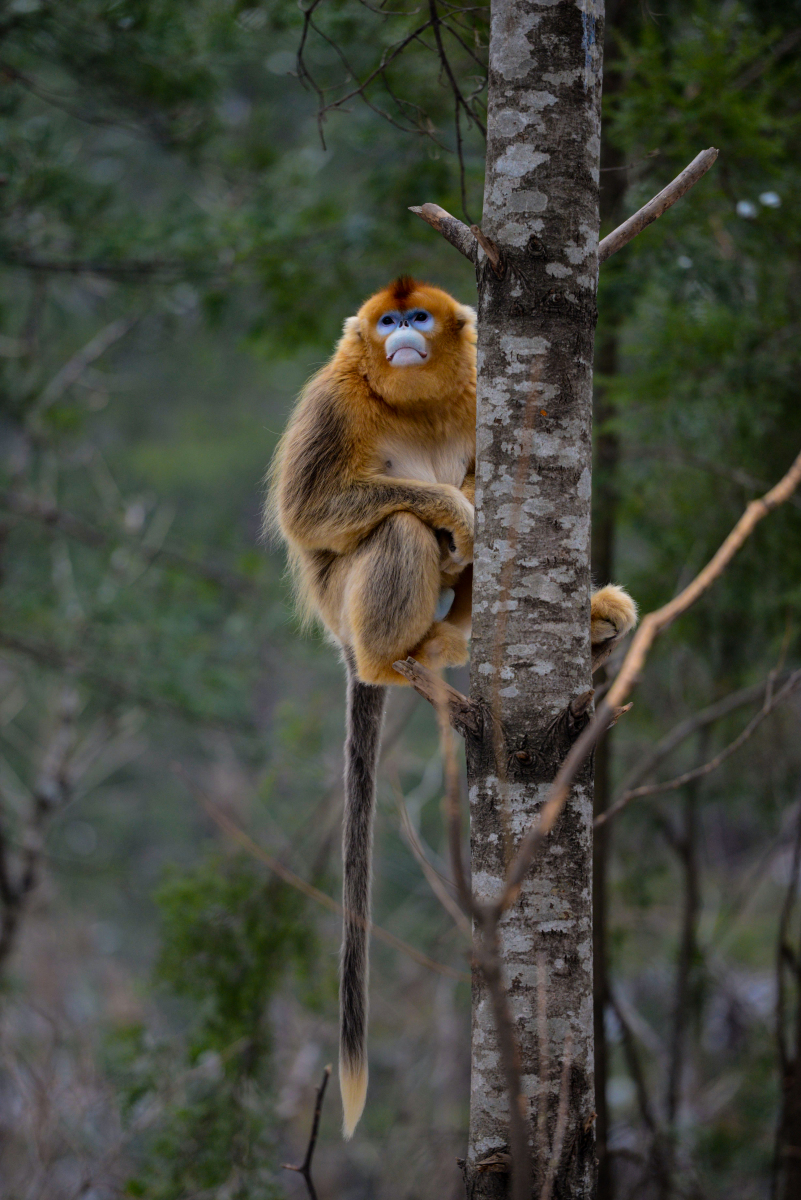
[408,203,478,264]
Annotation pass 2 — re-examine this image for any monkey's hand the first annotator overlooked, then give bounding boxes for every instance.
[590,584,638,646]
[459,468,476,507]
[436,488,474,569]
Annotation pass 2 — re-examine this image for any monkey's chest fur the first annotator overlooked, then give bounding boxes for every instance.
[375,435,472,487]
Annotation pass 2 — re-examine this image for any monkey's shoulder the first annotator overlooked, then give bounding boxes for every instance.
[277,373,357,509]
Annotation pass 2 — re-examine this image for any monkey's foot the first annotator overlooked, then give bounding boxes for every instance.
[590,584,638,646]
[413,621,469,671]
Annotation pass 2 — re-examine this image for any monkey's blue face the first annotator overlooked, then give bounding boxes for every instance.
[377,309,434,367]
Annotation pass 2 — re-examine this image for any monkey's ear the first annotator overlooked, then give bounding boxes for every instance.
[455,304,477,332]
[342,315,362,341]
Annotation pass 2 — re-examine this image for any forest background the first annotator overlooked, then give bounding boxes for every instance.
[1,1,801,1198]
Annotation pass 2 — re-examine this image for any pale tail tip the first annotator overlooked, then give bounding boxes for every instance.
[340,1059,368,1140]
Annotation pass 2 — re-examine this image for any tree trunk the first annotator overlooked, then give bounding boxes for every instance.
[465,1,604,1195]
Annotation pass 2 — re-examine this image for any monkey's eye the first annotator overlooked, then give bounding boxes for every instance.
[379,315,396,327]
[411,310,434,330]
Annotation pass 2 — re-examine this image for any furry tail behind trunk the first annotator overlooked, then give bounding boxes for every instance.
[339,650,386,1139]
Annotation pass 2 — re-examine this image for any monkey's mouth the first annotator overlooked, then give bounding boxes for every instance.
[387,345,428,366]
[384,328,429,367]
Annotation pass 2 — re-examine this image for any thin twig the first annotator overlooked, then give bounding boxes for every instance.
[392,656,482,737]
[597,670,801,827]
[608,991,659,1137]
[0,632,258,735]
[469,223,503,274]
[0,685,79,968]
[0,490,255,593]
[282,1064,332,1200]
[614,670,798,801]
[429,669,475,917]
[541,1031,574,1200]
[598,148,719,263]
[36,316,140,412]
[393,778,472,938]
[176,767,469,982]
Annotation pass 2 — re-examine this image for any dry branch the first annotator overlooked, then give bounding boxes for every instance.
[282,1064,331,1200]
[598,147,719,263]
[412,148,719,278]
[0,631,258,734]
[179,769,469,982]
[615,670,798,801]
[392,656,482,737]
[394,781,472,938]
[605,448,801,712]
[597,669,801,827]
[407,203,479,264]
[37,316,140,411]
[469,223,503,274]
[0,490,255,593]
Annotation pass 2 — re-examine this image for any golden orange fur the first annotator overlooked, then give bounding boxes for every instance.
[269,278,477,684]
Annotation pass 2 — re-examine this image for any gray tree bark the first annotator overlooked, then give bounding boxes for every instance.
[465,2,604,1195]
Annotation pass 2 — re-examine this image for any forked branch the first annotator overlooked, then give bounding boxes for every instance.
[282,1064,332,1200]
[597,669,801,827]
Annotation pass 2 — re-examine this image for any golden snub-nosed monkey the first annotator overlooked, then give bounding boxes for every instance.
[266,276,637,1139]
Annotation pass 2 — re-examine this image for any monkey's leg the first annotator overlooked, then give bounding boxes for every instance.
[345,512,457,685]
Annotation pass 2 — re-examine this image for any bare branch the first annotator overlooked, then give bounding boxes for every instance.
[37,316,140,412]
[0,685,79,969]
[392,656,482,737]
[604,447,801,712]
[282,1064,332,1200]
[608,991,659,1137]
[434,680,476,919]
[473,922,530,1200]
[393,779,472,938]
[0,632,258,735]
[615,670,799,802]
[0,490,255,593]
[541,1031,574,1200]
[597,669,801,827]
[182,772,469,982]
[494,446,801,915]
[592,629,629,674]
[598,147,719,263]
[408,203,479,264]
[2,254,189,278]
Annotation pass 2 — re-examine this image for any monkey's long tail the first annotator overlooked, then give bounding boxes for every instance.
[340,650,386,1140]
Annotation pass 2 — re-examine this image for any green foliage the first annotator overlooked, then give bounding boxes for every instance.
[108,854,314,1200]
[154,854,314,1062]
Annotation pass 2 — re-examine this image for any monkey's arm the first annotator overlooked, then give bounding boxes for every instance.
[282,473,474,559]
